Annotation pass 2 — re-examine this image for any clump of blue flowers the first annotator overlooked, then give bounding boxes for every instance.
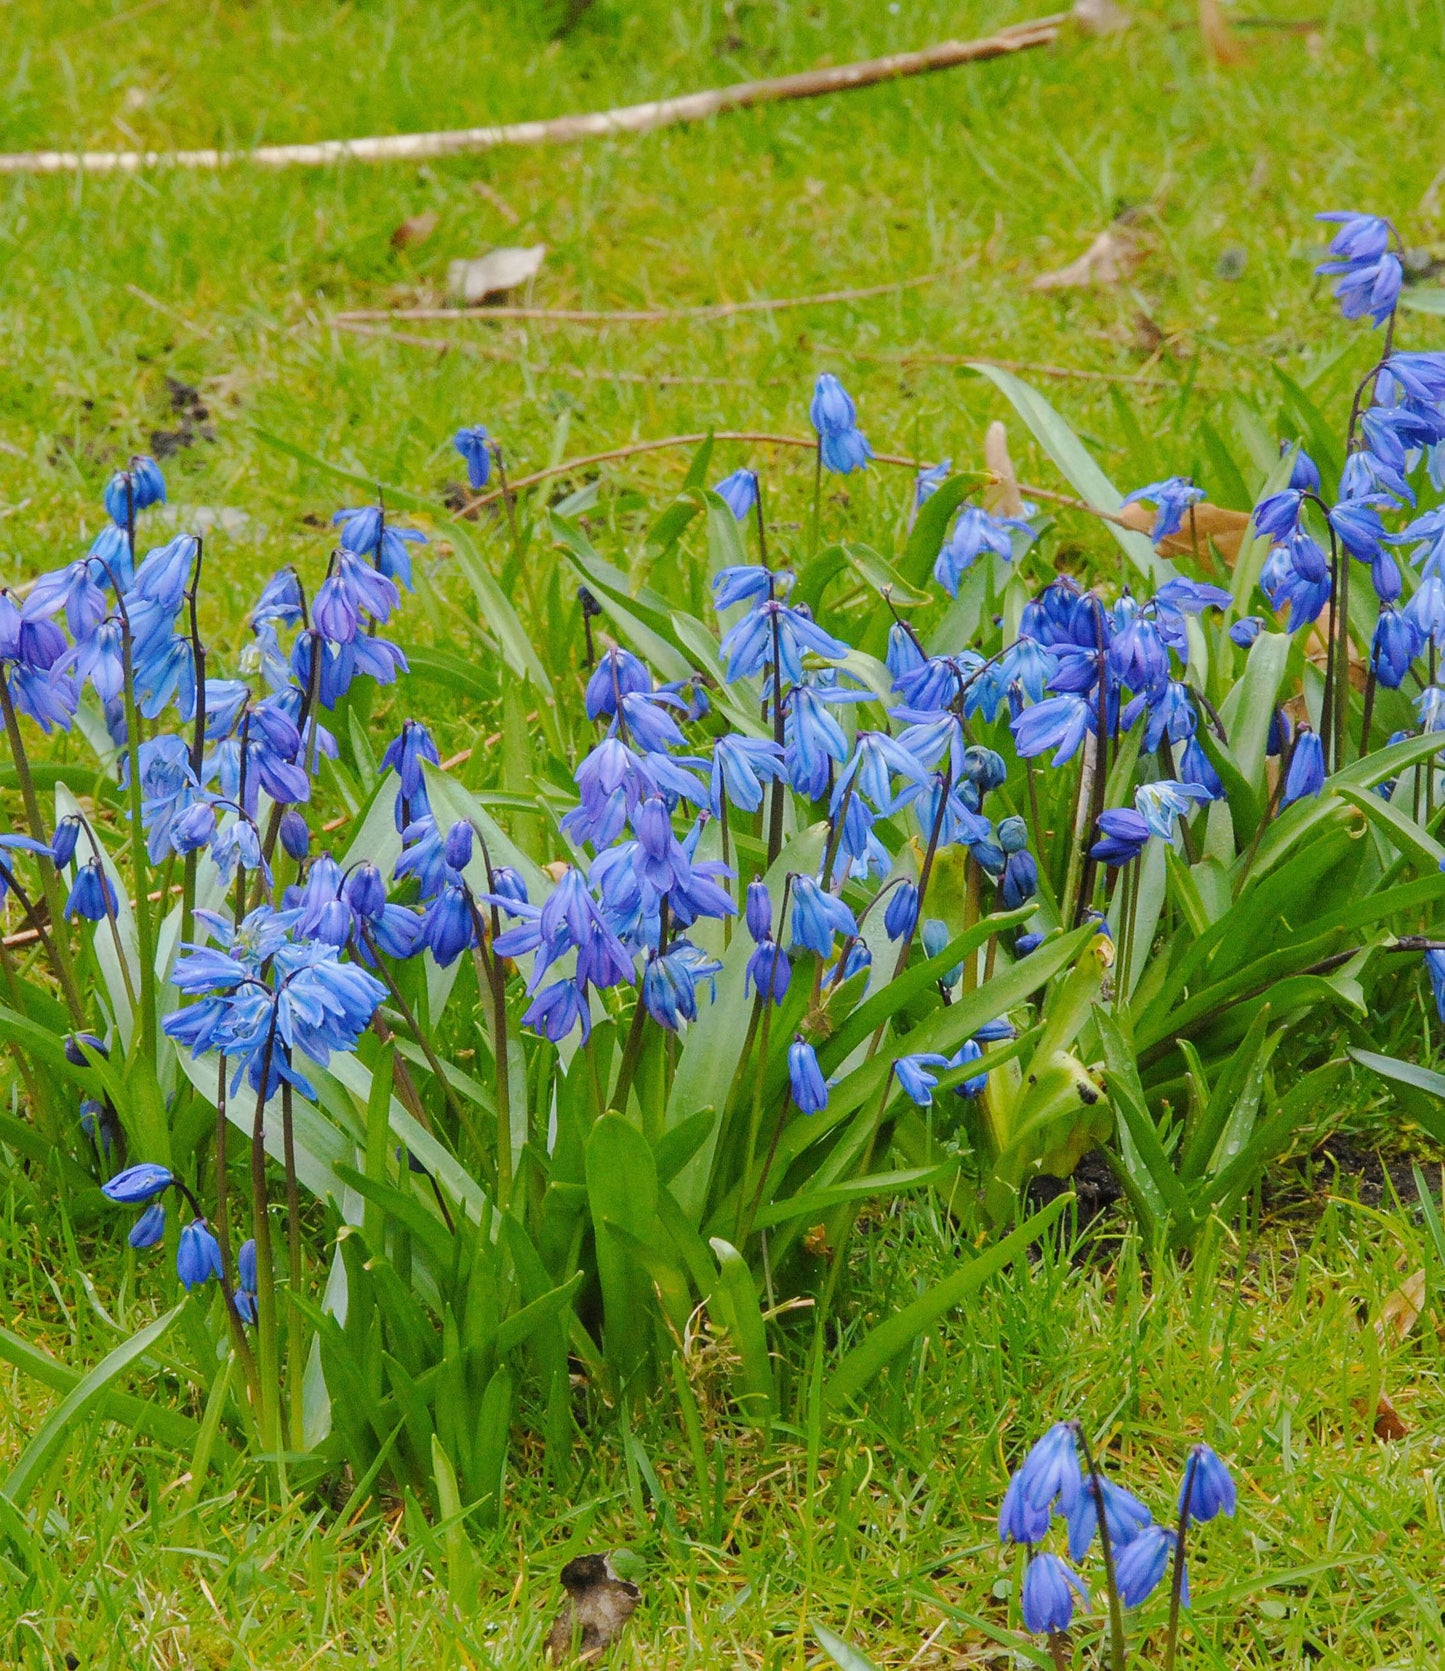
[1000,1420,1236,1667]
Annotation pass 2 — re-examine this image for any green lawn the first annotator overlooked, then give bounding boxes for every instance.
[3,1,1445,1665]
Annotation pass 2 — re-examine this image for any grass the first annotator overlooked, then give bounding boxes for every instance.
[3,0,1445,1665]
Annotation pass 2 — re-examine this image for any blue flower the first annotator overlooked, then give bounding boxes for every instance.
[809,374,872,475]
[712,734,785,817]
[884,880,918,941]
[177,1219,224,1290]
[1001,849,1038,909]
[103,456,166,525]
[914,459,952,506]
[65,860,117,921]
[1179,1444,1236,1525]
[1135,779,1213,841]
[933,505,1026,596]
[279,809,311,861]
[524,979,592,1044]
[453,424,492,490]
[1122,477,1205,543]
[1405,575,1445,648]
[420,881,475,965]
[1065,1473,1154,1562]
[1113,1524,1177,1607]
[745,938,791,1004]
[999,1423,1082,1543]
[1281,729,1325,807]
[128,1201,167,1249]
[951,1038,987,1097]
[332,505,427,589]
[789,875,857,957]
[1426,949,1445,1023]
[1179,736,1224,798]
[585,646,652,720]
[103,1162,174,1204]
[1092,808,1150,866]
[1012,694,1094,767]
[1230,616,1264,647]
[745,879,773,943]
[788,1036,829,1113]
[1372,607,1423,689]
[720,599,850,684]
[1021,1553,1089,1636]
[713,468,759,521]
[893,1052,952,1107]
[643,940,722,1031]
[1253,490,1303,541]
[314,552,399,642]
[713,564,779,610]
[1316,212,1402,326]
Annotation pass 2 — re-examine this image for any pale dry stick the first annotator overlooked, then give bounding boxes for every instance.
[336,271,946,325]
[332,320,759,386]
[0,17,1068,175]
[823,343,1175,387]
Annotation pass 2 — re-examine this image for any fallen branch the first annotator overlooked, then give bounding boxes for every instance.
[335,272,945,325]
[0,15,1068,175]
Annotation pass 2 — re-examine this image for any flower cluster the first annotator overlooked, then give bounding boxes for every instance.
[999,1421,1236,1642]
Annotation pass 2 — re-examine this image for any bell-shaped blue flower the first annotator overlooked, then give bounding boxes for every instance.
[1179,1444,1236,1525]
[1066,1472,1154,1562]
[745,879,772,943]
[453,424,492,490]
[1113,1524,1176,1607]
[1281,728,1325,807]
[884,880,918,941]
[789,875,857,957]
[128,1201,167,1249]
[1021,1552,1089,1636]
[177,1219,224,1290]
[745,938,791,1004]
[713,468,759,521]
[788,1036,828,1113]
[65,860,117,921]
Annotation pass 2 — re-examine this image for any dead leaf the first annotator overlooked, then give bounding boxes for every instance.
[984,421,1025,518]
[470,179,520,225]
[803,1223,832,1259]
[1373,1392,1408,1441]
[447,244,547,304]
[547,1553,641,1663]
[1072,0,1130,35]
[390,211,438,251]
[1376,1268,1427,1349]
[1197,0,1244,64]
[1116,499,1252,562]
[1030,228,1143,292]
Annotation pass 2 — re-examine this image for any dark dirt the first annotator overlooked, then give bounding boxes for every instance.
[149,376,215,459]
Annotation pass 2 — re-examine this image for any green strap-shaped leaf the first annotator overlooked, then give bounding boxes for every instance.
[814,1623,882,1671]
[824,1195,1069,1409]
[967,364,1166,583]
[2,1303,185,1508]
[708,1236,775,1425]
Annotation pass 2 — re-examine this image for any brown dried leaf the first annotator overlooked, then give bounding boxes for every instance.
[1115,500,1252,562]
[1030,228,1143,292]
[390,211,438,250]
[1373,1391,1408,1441]
[984,421,1025,517]
[1376,1268,1427,1348]
[1197,0,1244,64]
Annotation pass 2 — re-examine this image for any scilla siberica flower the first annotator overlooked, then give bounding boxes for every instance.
[1178,1444,1236,1525]
[745,937,790,1004]
[177,1219,224,1290]
[103,1162,174,1204]
[1021,1552,1089,1637]
[787,1036,828,1113]
[809,373,872,474]
[1122,477,1205,544]
[1281,727,1325,807]
[1066,1473,1153,1562]
[453,424,492,490]
[789,875,856,957]
[1113,1524,1178,1607]
[332,505,427,590]
[65,859,117,921]
[713,468,759,521]
[893,1052,952,1107]
[1316,211,1402,326]
[999,1423,1083,1545]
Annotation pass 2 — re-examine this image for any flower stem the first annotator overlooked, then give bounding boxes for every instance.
[1072,1424,1127,1671]
[248,1014,285,1458]
[281,1079,306,1448]
[1163,1456,1197,1671]
[809,443,823,558]
[0,679,83,1020]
